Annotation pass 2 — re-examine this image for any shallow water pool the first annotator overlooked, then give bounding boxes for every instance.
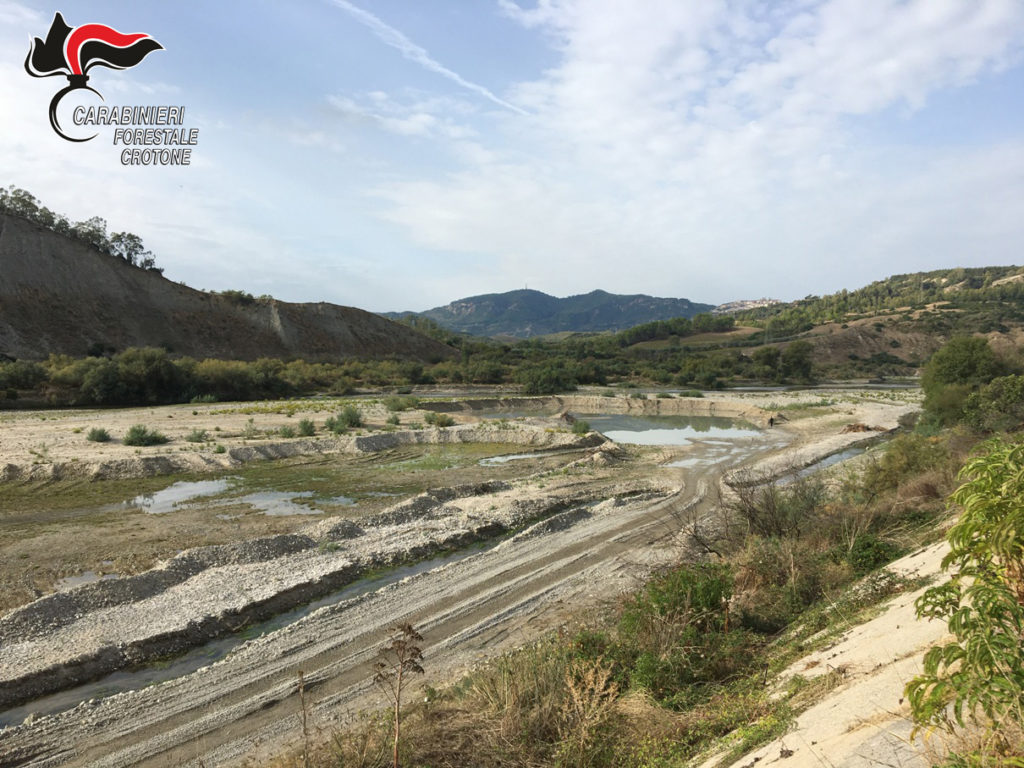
[127,478,236,514]
[580,414,759,446]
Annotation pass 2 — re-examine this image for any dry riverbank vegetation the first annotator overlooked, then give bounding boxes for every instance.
[265,336,1024,768]
[8,376,1020,768]
[266,424,983,768]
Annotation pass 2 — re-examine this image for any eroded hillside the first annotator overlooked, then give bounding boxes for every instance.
[0,213,455,362]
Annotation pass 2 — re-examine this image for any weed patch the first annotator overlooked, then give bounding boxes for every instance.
[123,425,169,446]
[86,427,110,443]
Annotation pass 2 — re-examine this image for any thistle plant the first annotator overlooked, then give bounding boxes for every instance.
[373,623,424,768]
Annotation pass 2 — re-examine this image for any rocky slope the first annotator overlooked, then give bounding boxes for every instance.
[0,213,455,362]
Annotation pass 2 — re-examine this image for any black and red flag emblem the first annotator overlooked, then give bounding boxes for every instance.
[25,12,163,142]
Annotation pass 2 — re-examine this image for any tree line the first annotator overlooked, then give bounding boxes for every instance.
[0,337,820,407]
[738,265,1024,334]
[0,185,161,272]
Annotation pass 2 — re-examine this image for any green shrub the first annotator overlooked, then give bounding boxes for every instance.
[862,433,948,495]
[185,428,208,443]
[907,440,1024,757]
[123,424,169,446]
[213,444,226,454]
[329,376,356,396]
[278,425,295,438]
[517,364,577,395]
[86,427,110,443]
[216,288,256,305]
[0,360,47,390]
[845,534,903,575]
[194,359,256,403]
[962,374,1024,433]
[617,564,752,704]
[386,414,400,426]
[342,404,362,428]
[385,395,419,411]
[424,411,455,427]
[113,347,185,404]
[921,337,1006,426]
[326,405,362,433]
[679,389,704,398]
[78,359,125,404]
[297,418,315,436]
[572,420,590,435]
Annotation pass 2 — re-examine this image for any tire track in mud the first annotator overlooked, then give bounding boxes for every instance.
[1,444,766,768]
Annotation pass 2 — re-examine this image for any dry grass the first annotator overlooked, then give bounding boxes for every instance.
[916,716,1024,768]
[266,430,981,768]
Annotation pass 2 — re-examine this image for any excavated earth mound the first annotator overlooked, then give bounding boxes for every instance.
[0,213,455,362]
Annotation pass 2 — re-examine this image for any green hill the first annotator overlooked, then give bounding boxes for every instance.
[388,288,714,338]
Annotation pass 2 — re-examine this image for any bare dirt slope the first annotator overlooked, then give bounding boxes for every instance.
[0,213,454,362]
[701,543,951,768]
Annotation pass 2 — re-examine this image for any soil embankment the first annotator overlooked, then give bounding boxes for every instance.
[0,419,603,482]
[0,213,455,362]
[702,542,951,768]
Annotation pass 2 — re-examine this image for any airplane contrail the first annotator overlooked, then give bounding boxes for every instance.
[329,0,528,115]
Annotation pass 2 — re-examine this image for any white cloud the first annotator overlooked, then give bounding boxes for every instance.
[328,0,529,115]
[5,0,1024,314]
[326,91,479,140]
[0,0,41,27]
[366,0,1024,303]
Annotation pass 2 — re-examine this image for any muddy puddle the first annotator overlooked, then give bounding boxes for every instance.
[778,446,868,484]
[55,570,119,592]
[233,490,322,515]
[479,450,580,466]
[125,479,357,518]
[127,478,237,514]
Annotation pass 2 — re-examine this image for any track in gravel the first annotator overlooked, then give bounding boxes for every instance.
[0,441,772,768]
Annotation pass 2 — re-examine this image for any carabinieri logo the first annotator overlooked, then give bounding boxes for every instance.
[24,12,162,142]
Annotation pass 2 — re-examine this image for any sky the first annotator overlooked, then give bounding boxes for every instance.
[2,0,1024,312]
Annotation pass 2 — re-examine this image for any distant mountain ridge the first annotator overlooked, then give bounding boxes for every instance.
[0,213,455,362]
[388,289,715,338]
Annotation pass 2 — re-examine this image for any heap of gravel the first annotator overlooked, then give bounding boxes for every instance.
[0,458,630,710]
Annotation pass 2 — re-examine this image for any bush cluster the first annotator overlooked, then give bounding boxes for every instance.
[423,411,455,428]
[122,424,169,446]
[384,395,419,412]
[325,405,362,434]
[85,427,110,443]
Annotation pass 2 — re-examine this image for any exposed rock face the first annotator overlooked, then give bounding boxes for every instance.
[0,213,455,361]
